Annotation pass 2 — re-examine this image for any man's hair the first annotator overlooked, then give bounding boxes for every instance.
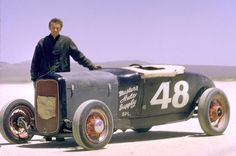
[49,18,63,28]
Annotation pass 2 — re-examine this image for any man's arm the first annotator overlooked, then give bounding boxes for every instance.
[69,39,101,70]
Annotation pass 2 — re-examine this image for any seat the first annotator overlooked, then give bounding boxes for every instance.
[123,65,185,79]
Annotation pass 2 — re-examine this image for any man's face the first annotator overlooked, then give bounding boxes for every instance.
[50,22,62,38]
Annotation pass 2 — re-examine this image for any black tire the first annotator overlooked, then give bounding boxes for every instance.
[198,88,230,135]
[0,99,34,143]
[72,100,114,150]
[133,127,152,133]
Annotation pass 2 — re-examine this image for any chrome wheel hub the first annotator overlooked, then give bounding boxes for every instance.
[94,119,105,133]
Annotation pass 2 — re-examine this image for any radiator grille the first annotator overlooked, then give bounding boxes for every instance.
[35,80,60,134]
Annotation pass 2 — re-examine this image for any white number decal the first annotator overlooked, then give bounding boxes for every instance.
[172,81,189,108]
[150,82,171,109]
[150,81,189,109]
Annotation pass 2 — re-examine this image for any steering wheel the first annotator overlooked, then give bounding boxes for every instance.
[129,64,143,68]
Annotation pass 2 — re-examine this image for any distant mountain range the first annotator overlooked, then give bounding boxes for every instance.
[0,60,236,83]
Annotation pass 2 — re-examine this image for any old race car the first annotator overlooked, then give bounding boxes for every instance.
[0,64,230,150]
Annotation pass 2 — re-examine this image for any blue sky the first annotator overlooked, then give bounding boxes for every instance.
[0,0,236,66]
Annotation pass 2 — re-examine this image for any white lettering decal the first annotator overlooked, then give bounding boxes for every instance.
[122,111,131,117]
[119,86,138,97]
[119,86,138,112]
[120,93,137,103]
[119,98,137,111]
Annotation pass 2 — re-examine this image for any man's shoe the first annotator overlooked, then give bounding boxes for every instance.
[40,136,52,142]
[56,137,65,141]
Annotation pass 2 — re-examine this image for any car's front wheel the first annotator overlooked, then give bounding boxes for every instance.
[72,100,114,150]
[198,88,230,135]
[0,99,34,143]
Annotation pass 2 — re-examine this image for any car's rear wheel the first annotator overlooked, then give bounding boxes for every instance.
[198,88,230,135]
[133,127,152,133]
[72,100,114,150]
[0,99,34,143]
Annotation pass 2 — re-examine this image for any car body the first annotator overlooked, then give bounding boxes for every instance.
[0,64,230,150]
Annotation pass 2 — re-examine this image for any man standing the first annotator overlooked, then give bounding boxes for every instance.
[30,18,101,141]
[31,17,101,82]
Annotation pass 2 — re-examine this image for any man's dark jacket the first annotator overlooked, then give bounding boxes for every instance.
[31,34,96,81]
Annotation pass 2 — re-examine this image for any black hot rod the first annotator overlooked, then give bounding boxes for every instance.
[0,64,230,150]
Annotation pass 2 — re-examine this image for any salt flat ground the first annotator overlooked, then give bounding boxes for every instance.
[0,81,235,156]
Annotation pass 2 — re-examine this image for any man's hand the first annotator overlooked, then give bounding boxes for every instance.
[93,65,102,70]
[33,81,36,88]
